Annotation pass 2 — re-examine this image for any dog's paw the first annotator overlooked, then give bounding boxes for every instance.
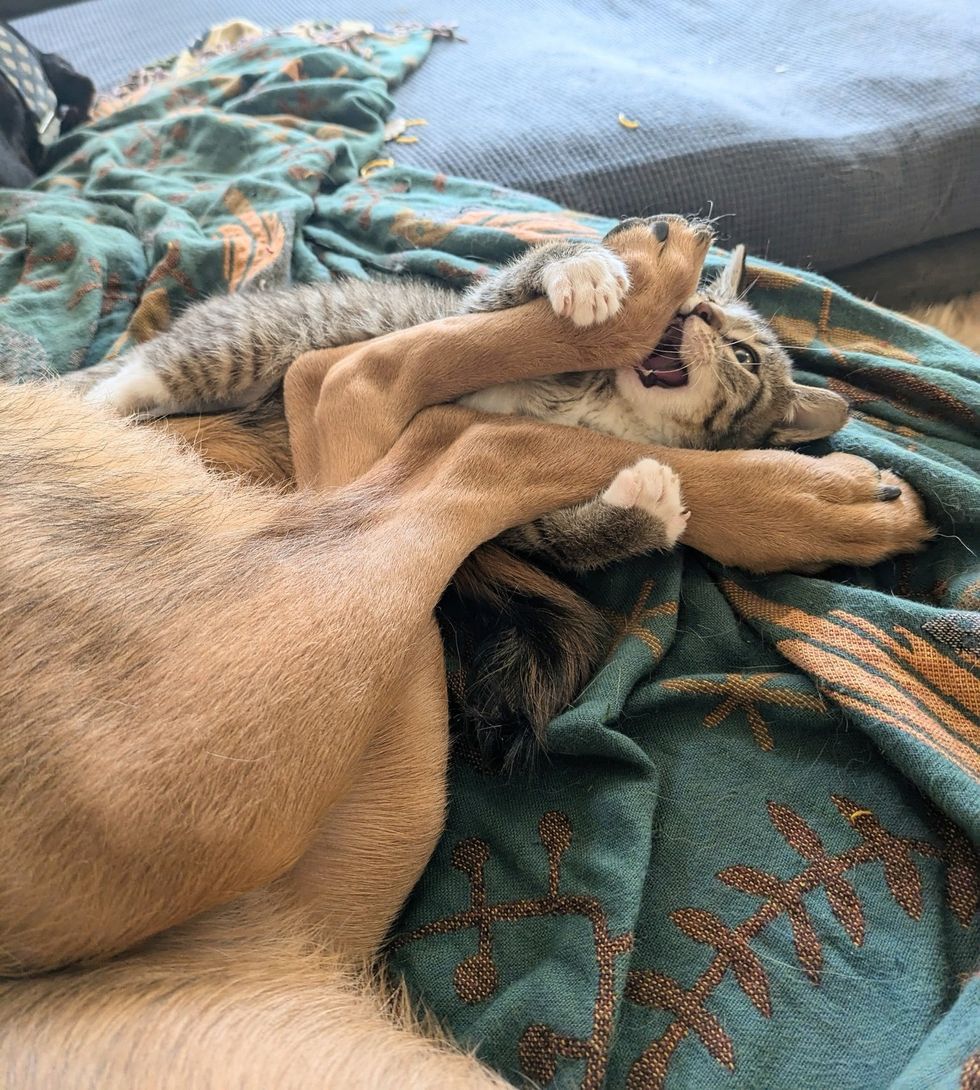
[602,458,689,545]
[541,249,630,326]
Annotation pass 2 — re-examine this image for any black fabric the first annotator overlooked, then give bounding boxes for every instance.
[0,17,92,187]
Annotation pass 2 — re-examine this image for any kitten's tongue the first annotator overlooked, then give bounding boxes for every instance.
[638,356,688,387]
[635,317,689,389]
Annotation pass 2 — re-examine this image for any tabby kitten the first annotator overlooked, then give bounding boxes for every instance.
[79,224,847,575]
[75,221,848,763]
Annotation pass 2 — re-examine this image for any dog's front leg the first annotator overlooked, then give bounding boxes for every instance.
[284,216,711,489]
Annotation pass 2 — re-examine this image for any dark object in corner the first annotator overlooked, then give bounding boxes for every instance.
[0,18,93,188]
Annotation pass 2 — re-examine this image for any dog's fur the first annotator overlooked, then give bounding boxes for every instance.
[0,222,930,1088]
[908,292,980,354]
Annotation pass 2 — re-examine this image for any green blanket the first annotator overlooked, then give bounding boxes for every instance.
[2,25,977,1090]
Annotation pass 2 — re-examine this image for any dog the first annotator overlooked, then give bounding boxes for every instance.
[0,220,929,1088]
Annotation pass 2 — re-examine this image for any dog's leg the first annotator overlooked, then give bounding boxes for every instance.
[0,903,512,1090]
[2,389,721,972]
[389,409,933,572]
[285,216,711,489]
[282,217,930,573]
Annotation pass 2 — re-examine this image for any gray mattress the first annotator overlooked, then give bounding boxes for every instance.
[13,0,980,305]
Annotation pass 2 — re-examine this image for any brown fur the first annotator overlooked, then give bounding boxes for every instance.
[0,222,931,1087]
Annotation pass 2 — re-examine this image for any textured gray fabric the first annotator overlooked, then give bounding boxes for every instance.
[14,0,980,283]
[832,229,980,310]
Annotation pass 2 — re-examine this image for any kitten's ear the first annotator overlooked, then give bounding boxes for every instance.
[770,385,849,445]
[711,244,747,302]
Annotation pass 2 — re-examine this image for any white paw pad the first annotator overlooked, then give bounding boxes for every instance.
[602,458,689,545]
[541,250,630,327]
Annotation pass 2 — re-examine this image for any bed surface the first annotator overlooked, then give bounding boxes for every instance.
[14,0,980,305]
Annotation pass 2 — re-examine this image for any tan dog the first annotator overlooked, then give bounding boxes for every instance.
[0,222,929,1088]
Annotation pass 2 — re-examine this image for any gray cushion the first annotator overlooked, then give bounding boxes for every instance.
[14,0,980,295]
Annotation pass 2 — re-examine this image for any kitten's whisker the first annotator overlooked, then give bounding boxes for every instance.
[736,273,762,304]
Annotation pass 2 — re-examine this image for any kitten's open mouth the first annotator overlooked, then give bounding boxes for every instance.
[634,316,689,389]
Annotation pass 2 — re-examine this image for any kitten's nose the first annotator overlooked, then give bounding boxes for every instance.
[692,302,722,329]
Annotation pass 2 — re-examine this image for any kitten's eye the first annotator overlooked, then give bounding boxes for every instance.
[732,344,760,369]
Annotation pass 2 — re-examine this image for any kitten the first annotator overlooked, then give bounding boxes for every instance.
[78,222,847,576]
[74,220,848,762]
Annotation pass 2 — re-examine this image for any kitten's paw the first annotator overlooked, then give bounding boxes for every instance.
[602,458,689,545]
[541,249,630,327]
[84,357,170,417]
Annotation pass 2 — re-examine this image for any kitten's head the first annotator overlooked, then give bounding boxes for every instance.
[612,244,848,449]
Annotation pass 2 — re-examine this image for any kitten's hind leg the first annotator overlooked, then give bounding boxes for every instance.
[82,353,278,419]
[462,239,630,326]
[67,287,308,418]
[502,458,690,572]
[79,346,280,420]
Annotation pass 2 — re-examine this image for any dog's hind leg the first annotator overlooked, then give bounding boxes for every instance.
[0,902,512,1090]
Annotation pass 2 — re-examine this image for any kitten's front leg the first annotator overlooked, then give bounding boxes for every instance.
[502,458,690,572]
[463,240,631,326]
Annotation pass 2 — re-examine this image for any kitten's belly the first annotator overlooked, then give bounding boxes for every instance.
[457,381,673,446]
[457,383,533,417]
